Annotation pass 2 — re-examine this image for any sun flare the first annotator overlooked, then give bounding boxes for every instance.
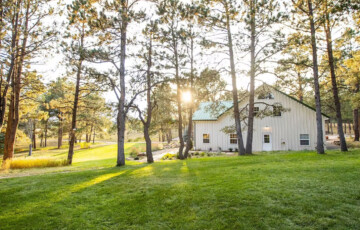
[182,91,192,103]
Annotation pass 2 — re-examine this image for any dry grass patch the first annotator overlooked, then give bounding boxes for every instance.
[2,157,68,170]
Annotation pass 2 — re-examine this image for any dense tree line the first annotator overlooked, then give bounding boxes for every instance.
[1,0,359,166]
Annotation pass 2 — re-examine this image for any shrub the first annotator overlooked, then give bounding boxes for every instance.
[3,157,68,170]
[152,143,164,151]
[80,142,91,149]
[200,152,206,157]
[134,137,143,142]
[161,153,177,160]
[194,152,199,156]
[229,148,233,152]
[129,146,141,158]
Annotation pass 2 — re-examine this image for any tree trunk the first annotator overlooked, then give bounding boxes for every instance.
[172,34,185,159]
[141,36,154,164]
[225,3,245,155]
[245,0,256,154]
[3,0,29,162]
[298,72,304,102]
[116,0,128,167]
[308,0,325,154]
[184,32,195,159]
[44,119,48,147]
[33,120,36,149]
[327,120,330,134]
[88,125,93,143]
[144,125,153,163]
[324,0,347,151]
[29,144,32,156]
[68,54,83,164]
[93,127,95,143]
[0,0,18,131]
[353,80,359,141]
[40,133,43,147]
[354,109,359,141]
[330,122,333,135]
[58,114,63,149]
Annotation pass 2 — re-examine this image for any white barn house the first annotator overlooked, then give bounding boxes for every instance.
[192,85,329,152]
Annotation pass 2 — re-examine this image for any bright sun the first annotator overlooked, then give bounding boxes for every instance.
[182,91,192,103]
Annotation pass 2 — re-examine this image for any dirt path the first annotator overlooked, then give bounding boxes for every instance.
[139,148,178,162]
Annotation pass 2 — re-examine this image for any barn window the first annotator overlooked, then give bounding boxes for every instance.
[263,134,270,143]
[273,106,282,116]
[258,92,274,99]
[300,134,310,146]
[203,134,210,143]
[230,134,237,144]
[253,107,259,116]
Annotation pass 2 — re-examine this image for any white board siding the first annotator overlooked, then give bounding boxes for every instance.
[194,90,327,152]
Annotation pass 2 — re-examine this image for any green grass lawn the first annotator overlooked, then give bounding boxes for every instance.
[1,147,360,229]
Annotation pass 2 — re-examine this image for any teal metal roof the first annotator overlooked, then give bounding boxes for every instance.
[192,85,330,121]
[192,101,233,121]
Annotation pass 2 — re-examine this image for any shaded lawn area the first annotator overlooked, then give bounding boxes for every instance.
[0,150,360,229]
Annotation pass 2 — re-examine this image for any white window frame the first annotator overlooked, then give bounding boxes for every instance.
[203,134,210,143]
[230,134,237,144]
[300,134,310,146]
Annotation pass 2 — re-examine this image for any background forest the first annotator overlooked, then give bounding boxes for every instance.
[0,0,359,166]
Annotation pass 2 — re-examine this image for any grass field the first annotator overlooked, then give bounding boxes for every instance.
[1,146,360,229]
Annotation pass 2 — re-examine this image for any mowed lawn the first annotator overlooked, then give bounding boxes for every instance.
[1,147,360,229]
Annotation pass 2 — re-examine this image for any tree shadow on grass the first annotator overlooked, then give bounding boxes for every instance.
[0,163,149,229]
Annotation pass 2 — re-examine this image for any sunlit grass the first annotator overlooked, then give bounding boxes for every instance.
[1,146,360,229]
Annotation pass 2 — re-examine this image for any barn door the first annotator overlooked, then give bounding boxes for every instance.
[262,133,272,151]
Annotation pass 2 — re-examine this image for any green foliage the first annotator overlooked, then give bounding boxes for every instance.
[80,142,91,149]
[161,153,177,160]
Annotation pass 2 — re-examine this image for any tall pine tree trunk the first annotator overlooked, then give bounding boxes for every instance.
[44,119,48,147]
[324,0,347,151]
[3,0,29,162]
[184,34,195,158]
[144,125,153,163]
[67,32,83,164]
[353,81,359,141]
[142,37,154,164]
[33,121,36,149]
[354,109,359,141]
[173,32,185,159]
[245,0,256,154]
[93,128,95,143]
[225,3,245,155]
[116,0,128,166]
[308,0,325,154]
[0,0,18,131]
[58,114,63,149]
